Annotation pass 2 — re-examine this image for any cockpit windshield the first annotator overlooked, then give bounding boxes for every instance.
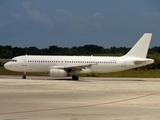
[10,59,17,62]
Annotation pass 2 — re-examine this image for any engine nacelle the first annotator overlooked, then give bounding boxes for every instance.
[49,69,67,77]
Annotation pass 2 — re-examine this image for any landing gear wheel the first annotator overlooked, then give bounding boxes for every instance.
[22,75,26,79]
[72,75,79,80]
[22,72,26,79]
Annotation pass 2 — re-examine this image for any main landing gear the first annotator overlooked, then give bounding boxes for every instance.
[72,75,79,80]
[22,72,26,79]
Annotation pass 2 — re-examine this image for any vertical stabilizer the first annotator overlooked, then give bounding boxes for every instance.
[124,33,152,58]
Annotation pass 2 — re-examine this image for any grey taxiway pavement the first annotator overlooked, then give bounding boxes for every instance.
[0,76,160,120]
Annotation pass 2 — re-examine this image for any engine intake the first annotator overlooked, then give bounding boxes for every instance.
[49,69,67,77]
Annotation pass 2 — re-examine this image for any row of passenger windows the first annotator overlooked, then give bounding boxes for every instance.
[28,60,116,64]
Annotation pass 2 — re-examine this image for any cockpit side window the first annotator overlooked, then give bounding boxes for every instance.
[10,59,17,62]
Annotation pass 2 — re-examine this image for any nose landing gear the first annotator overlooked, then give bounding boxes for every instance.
[22,72,26,79]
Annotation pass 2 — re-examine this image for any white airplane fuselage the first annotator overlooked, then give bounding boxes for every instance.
[5,55,153,73]
[4,33,154,80]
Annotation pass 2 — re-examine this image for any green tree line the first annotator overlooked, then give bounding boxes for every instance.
[0,45,160,69]
[0,45,135,57]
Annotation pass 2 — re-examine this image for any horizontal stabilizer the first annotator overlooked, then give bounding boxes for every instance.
[134,59,154,65]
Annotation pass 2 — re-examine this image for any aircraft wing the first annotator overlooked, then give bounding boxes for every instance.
[49,63,97,71]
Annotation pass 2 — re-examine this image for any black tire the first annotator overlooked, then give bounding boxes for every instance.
[72,75,79,80]
[22,75,26,79]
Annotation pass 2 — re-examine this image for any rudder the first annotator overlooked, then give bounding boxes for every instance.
[124,33,152,58]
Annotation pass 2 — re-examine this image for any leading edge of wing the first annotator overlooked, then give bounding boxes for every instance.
[49,63,97,71]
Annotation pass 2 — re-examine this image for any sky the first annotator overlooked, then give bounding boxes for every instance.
[0,0,160,48]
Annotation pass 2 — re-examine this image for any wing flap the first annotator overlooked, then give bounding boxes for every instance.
[49,63,97,71]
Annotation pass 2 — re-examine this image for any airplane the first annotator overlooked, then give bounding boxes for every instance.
[4,33,154,80]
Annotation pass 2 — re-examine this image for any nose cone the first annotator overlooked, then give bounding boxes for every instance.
[4,63,7,69]
[4,62,10,70]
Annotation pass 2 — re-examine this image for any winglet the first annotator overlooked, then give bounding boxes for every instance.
[124,33,152,58]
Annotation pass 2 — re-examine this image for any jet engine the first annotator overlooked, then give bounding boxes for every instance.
[49,69,67,77]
